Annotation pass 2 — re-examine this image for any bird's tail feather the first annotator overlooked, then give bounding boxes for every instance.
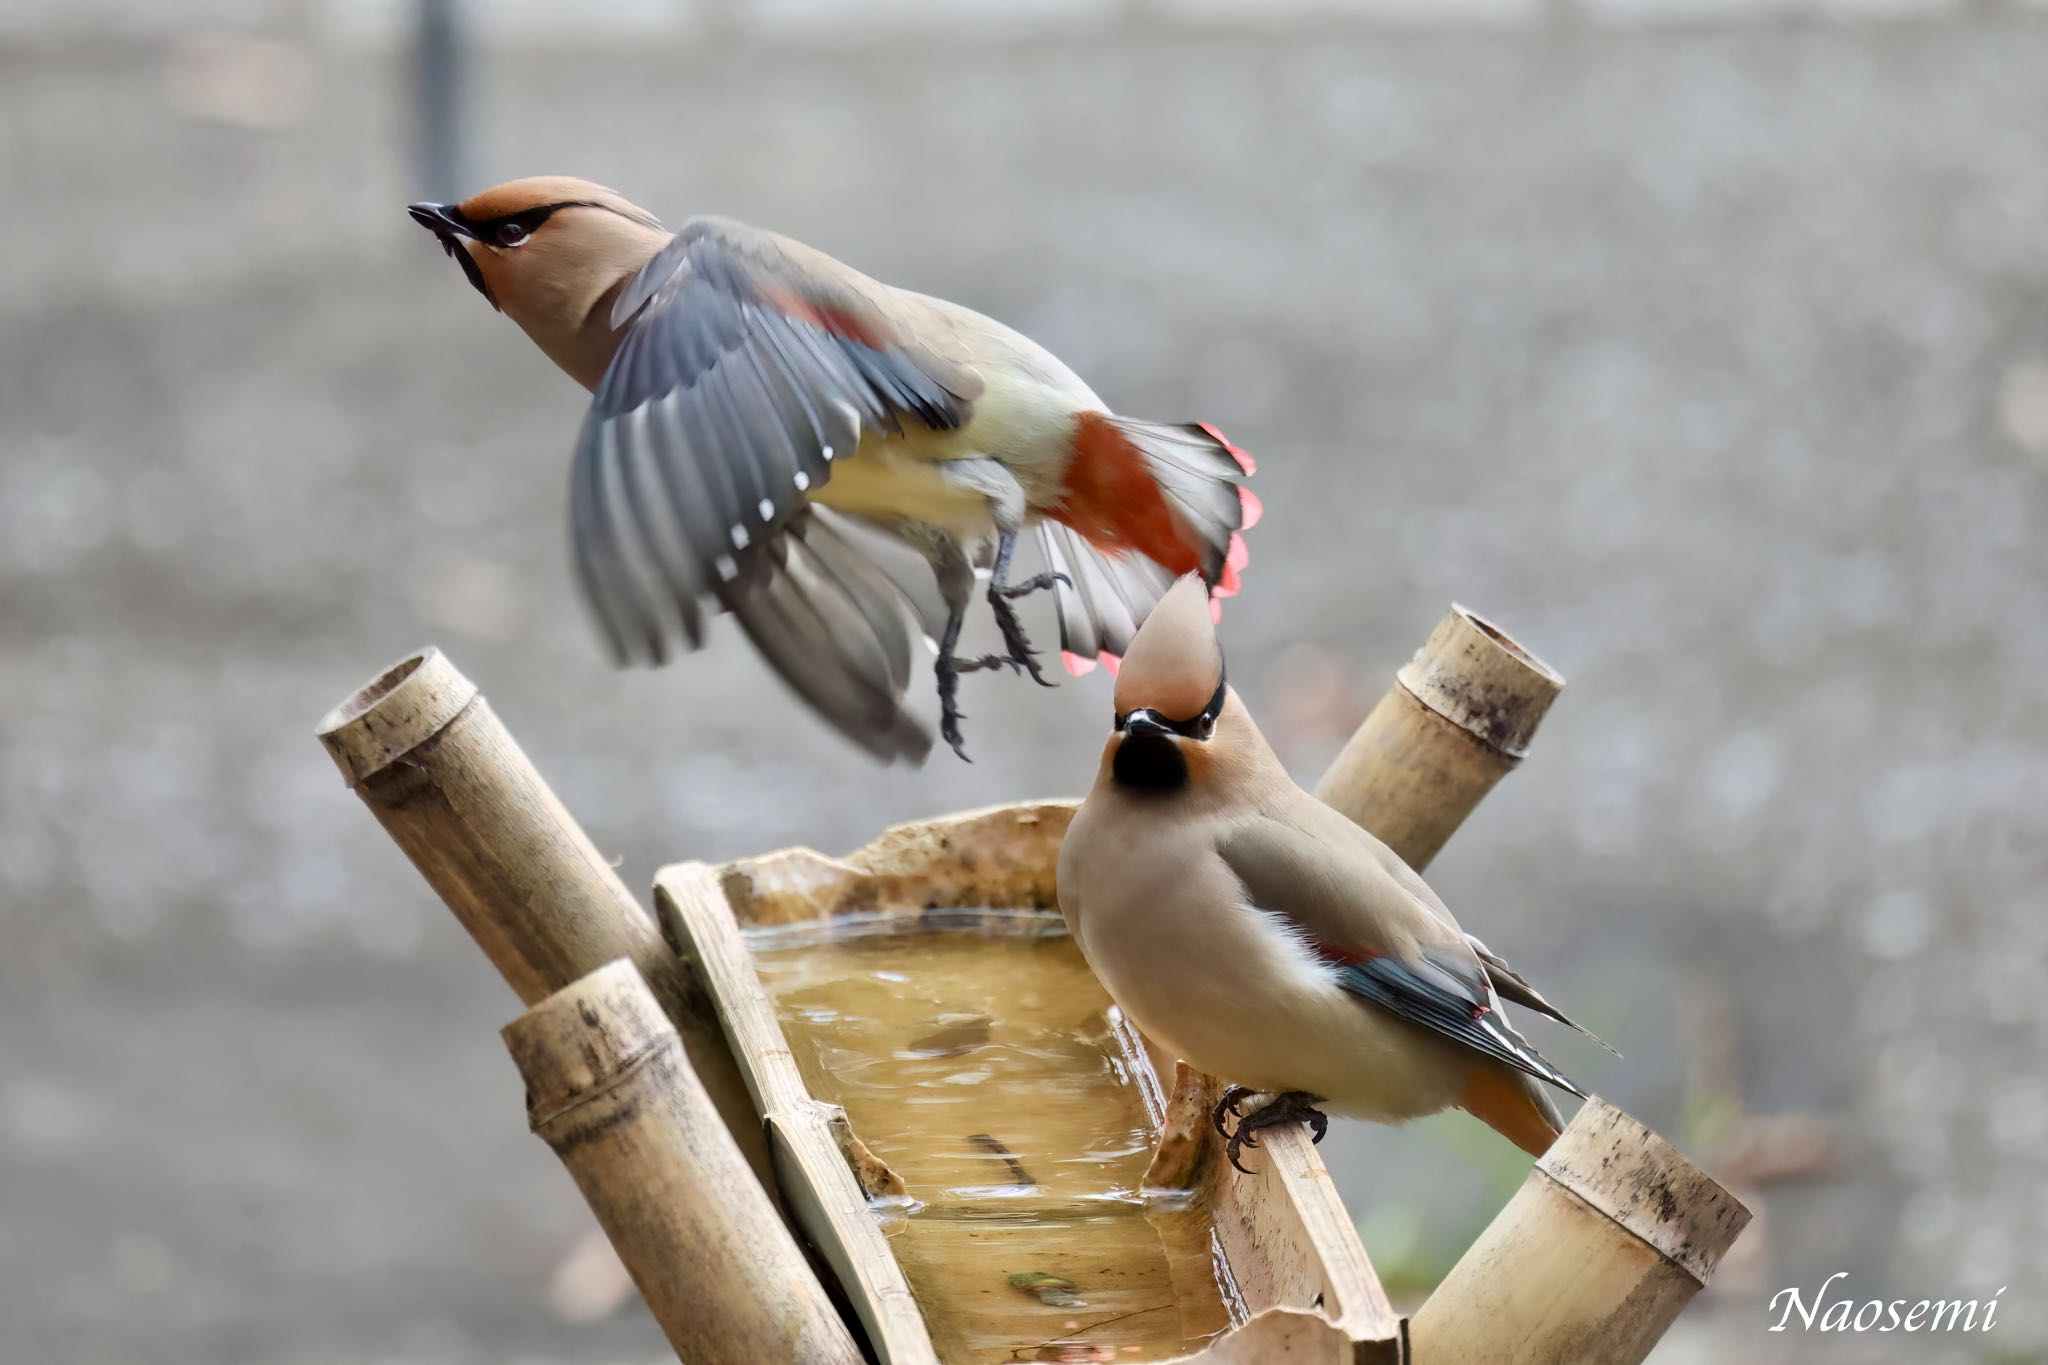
[1460,1063,1569,1158]
[1039,418,1258,675]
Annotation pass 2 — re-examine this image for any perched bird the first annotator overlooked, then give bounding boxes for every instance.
[1057,579,1607,1168]
[408,177,1257,762]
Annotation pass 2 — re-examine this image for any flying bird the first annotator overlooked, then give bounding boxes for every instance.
[408,177,1257,762]
[1057,578,1608,1169]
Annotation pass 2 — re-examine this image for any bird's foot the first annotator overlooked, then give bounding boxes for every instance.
[1223,1091,1329,1175]
[985,587,1058,688]
[994,570,1071,601]
[1211,1085,1259,1140]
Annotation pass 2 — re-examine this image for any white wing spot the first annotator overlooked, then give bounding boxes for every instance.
[794,471,810,491]
[730,524,750,550]
[757,498,775,522]
[714,554,738,582]
[821,444,835,461]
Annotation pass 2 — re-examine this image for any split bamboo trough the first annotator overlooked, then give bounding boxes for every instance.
[318,605,1748,1364]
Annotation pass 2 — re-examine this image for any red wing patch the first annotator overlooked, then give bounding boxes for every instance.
[1309,941,1381,969]
[759,286,887,350]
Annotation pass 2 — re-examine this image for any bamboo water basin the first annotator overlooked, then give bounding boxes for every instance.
[656,802,1402,1365]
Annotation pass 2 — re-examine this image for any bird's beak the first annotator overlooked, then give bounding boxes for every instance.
[1123,710,1177,742]
[409,202,497,308]
[408,202,475,240]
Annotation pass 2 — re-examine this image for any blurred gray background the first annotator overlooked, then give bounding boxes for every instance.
[4,1,2046,1362]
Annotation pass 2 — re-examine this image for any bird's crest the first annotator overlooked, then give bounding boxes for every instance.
[456,176,662,229]
[1113,575,1223,722]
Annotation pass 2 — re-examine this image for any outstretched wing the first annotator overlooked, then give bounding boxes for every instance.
[1218,815,1586,1097]
[570,217,981,760]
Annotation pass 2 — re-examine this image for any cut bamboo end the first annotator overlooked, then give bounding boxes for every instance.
[1315,606,1563,871]
[315,647,770,1185]
[1539,1098,1749,1286]
[1408,1097,1750,1365]
[504,961,864,1365]
[317,648,475,786]
[1398,606,1562,760]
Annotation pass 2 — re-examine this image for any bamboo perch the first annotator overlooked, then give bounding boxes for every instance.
[315,648,767,1185]
[1304,611,1750,1361]
[1408,1098,1750,1363]
[503,960,864,1365]
[1129,605,1569,1353]
[1315,605,1563,872]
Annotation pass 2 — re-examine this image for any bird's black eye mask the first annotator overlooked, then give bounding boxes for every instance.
[1111,671,1226,792]
[408,199,588,309]
[1113,670,1228,742]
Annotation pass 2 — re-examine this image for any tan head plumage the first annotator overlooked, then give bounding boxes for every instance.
[410,175,671,387]
[1114,575,1223,722]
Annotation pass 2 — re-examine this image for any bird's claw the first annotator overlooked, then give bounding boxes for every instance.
[934,656,973,762]
[1219,1091,1329,1175]
[941,713,971,763]
[986,589,1058,688]
[1211,1085,1259,1140]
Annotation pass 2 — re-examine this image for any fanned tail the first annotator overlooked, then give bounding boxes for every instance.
[1041,417,1260,676]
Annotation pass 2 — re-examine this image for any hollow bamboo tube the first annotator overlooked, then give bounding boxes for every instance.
[503,960,864,1365]
[1314,605,1563,871]
[1408,1097,1750,1364]
[315,649,767,1184]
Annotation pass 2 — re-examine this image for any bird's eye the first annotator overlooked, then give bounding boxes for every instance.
[1198,715,1216,738]
[494,222,529,247]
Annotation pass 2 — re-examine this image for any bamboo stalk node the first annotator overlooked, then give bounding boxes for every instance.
[504,958,677,1134]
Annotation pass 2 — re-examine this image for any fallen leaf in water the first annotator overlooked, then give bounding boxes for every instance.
[905,1012,993,1057]
[1009,1271,1085,1308]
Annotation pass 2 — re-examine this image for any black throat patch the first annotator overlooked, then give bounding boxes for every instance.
[1112,732,1188,793]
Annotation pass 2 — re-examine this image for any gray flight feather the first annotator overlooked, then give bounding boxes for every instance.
[570,217,978,761]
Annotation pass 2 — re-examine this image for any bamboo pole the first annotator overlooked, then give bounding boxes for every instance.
[1315,605,1563,871]
[315,648,767,1185]
[1408,1098,1750,1364]
[503,960,864,1365]
[1307,610,1751,1360]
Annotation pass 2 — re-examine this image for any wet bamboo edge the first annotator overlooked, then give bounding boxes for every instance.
[659,802,1404,1364]
[504,960,863,1365]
